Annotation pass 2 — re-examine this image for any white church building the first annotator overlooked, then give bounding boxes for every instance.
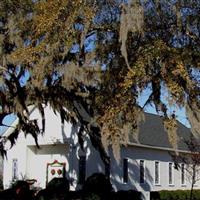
[2,106,198,200]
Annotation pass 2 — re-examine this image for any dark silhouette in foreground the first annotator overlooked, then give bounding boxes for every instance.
[0,174,142,200]
[0,180,33,200]
[82,173,113,200]
[35,177,69,200]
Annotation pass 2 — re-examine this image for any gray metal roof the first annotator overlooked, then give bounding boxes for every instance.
[129,113,192,151]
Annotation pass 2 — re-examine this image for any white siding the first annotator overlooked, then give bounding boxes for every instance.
[26,144,69,189]
[3,134,27,188]
[3,105,200,199]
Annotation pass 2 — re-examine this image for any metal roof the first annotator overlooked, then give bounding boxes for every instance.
[129,113,192,152]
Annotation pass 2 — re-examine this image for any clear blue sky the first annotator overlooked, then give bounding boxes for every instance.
[0,113,16,134]
[137,86,190,128]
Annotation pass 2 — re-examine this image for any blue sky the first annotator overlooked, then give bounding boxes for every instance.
[0,113,16,134]
[137,86,190,128]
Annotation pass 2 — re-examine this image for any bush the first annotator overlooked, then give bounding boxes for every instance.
[68,190,82,200]
[46,177,69,192]
[82,173,113,200]
[192,190,200,200]
[0,189,16,200]
[0,180,34,200]
[150,190,200,200]
[113,190,141,200]
[84,193,101,200]
[36,177,70,200]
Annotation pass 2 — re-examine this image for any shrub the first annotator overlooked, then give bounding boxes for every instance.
[68,190,82,200]
[150,190,200,200]
[150,191,160,200]
[82,173,113,200]
[36,177,70,200]
[46,177,69,192]
[114,190,141,200]
[84,193,101,200]
[193,190,200,200]
[0,189,16,200]
[0,180,34,200]
[13,180,34,200]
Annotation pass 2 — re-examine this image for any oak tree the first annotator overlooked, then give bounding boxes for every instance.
[0,0,200,161]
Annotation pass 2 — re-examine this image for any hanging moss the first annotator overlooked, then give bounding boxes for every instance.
[186,103,200,139]
[119,0,144,68]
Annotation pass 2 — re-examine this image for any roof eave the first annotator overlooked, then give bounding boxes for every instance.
[127,142,190,153]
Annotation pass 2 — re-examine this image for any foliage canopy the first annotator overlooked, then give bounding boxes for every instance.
[0,0,200,161]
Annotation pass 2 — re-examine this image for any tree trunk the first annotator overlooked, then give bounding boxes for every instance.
[190,182,194,200]
[190,166,196,200]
